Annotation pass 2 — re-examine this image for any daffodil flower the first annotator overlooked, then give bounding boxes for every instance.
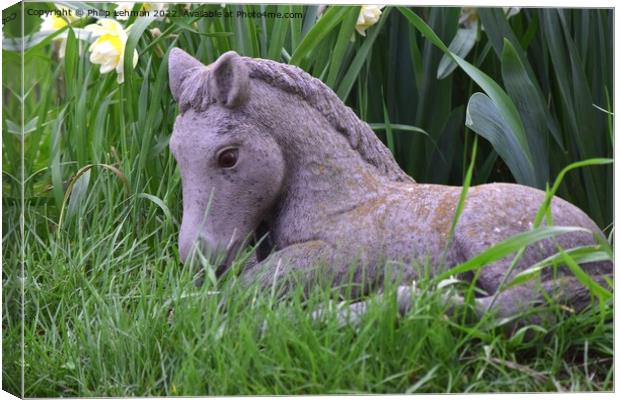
[503,7,521,19]
[40,15,70,31]
[114,2,169,21]
[114,2,134,20]
[85,19,138,83]
[459,7,521,30]
[39,4,79,58]
[355,5,384,36]
[142,2,169,13]
[40,4,79,31]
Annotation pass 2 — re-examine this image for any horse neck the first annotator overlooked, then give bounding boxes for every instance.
[256,97,387,246]
[272,152,386,247]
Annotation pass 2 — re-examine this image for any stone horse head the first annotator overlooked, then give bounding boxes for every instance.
[168,47,410,274]
[169,48,611,324]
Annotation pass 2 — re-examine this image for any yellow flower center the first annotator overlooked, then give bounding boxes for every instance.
[50,16,68,30]
[102,34,123,53]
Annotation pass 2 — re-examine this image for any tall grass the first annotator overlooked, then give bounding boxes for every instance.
[2,3,613,396]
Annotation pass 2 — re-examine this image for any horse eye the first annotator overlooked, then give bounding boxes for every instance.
[217,147,239,168]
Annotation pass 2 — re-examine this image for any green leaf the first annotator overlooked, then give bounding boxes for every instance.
[50,107,67,210]
[5,117,41,136]
[399,7,535,186]
[336,7,390,100]
[290,6,349,66]
[501,38,549,187]
[325,7,359,88]
[426,107,464,183]
[57,164,129,233]
[398,7,450,53]
[5,28,64,52]
[173,21,233,38]
[289,5,303,49]
[465,93,537,186]
[66,169,91,221]
[267,5,291,60]
[241,5,260,57]
[407,26,424,91]
[519,13,539,51]
[456,58,532,162]
[123,15,157,85]
[478,8,523,61]
[437,21,478,80]
[64,28,78,95]
[300,5,322,40]
[91,94,113,163]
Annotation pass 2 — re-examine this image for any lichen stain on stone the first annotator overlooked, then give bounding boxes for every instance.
[429,190,458,237]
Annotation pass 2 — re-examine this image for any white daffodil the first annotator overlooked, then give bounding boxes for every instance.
[40,14,69,31]
[459,7,521,30]
[39,4,80,58]
[115,2,168,20]
[458,7,478,29]
[503,7,521,19]
[355,5,384,36]
[85,18,138,83]
[114,2,134,20]
[142,2,169,12]
[40,5,79,30]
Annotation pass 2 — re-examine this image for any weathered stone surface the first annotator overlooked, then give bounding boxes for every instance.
[168,48,612,323]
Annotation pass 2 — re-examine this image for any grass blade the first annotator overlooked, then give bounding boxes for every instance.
[290,6,349,66]
[123,15,157,86]
[267,5,291,60]
[508,246,611,289]
[66,169,91,221]
[336,7,390,100]
[533,158,612,227]
[325,6,359,88]
[137,193,176,225]
[368,123,429,136]
[559,250,612,301]
[443,137,477,259]
[381,95,395,154]
[435,226,591,281]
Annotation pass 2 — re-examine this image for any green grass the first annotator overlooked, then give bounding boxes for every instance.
[3,204,614,395]
[2,3,614,396]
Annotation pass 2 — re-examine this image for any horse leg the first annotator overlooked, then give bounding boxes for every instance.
[470,274,612,329]
[312,286,416,327]
[238,240,341,295]
[317,275,611,331]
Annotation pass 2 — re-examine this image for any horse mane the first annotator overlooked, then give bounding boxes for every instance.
[177,56,412,183]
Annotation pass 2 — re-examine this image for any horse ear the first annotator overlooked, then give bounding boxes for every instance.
[168,47,204,101]
[208,51,250,108]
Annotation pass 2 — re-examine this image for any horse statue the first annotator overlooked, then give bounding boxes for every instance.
[167,48,612,327]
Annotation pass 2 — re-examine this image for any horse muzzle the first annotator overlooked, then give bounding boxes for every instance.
[179,233,243,279]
